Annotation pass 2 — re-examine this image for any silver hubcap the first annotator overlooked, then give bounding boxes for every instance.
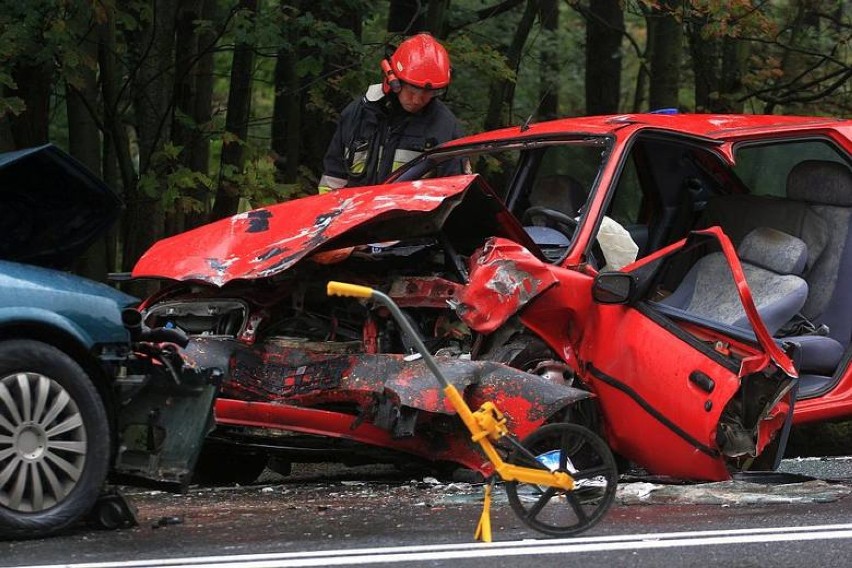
[0,372,87,512]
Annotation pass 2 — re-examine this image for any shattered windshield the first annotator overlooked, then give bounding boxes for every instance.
[391,137,609,214]
[389,136,611,266]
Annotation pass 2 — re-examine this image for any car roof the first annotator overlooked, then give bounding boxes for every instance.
[442,113,852,147]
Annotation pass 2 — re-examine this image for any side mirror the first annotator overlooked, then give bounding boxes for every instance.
[592,272,637,304]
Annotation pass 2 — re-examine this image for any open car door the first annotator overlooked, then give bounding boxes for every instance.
[580,228,797,481]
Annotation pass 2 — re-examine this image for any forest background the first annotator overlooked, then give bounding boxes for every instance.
[0,0,850,280]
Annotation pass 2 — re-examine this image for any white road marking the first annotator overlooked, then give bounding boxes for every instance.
[15,524,852,568]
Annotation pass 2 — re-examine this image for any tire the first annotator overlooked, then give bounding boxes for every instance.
[192,445,268,485]
[484,336,566,382]
[0,340,110,538]
[484,335,600,430]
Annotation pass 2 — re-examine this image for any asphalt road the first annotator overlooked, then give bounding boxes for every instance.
[2,458,851,568]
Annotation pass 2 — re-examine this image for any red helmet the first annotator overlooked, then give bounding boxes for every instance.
[381,33,451,94]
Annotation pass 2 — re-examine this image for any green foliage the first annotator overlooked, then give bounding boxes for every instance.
[217,139,297,208]
[0,67,23,116]
[684,0,776,39]
[138,142,214,210]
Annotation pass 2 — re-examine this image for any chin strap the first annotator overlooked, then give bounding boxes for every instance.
[474,478,496,543]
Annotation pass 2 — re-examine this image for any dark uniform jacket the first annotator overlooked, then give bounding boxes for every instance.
[319,84,463,192]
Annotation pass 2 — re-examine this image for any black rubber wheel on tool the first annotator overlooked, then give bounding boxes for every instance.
[504,422,618,537]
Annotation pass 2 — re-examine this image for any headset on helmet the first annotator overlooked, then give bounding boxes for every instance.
[381,33,451,95]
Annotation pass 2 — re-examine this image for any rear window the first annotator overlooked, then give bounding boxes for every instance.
[734,140,848,197]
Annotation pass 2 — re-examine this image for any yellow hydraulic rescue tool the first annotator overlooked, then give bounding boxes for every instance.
[327,281,616,542]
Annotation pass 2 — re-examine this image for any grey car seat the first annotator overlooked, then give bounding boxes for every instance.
[659,227,809,336]
[779,160,852,396]
[689,160,852,397]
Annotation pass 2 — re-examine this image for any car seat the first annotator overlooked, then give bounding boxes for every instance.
[779,160,852,396]
[659,227,809,336]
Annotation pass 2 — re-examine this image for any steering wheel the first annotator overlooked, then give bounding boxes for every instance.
[522,206,606,268]
[522,206,579,232]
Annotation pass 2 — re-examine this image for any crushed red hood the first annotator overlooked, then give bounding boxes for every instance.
[133,175,534,286]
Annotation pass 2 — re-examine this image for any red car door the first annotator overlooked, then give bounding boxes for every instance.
[578,228,797,480]
[458,228,797,481]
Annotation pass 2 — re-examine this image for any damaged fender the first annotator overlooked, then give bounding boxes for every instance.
[456,237,560,333]
[190,336,590,474]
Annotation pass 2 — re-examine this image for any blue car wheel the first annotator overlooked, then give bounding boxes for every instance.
[0,340,110,538]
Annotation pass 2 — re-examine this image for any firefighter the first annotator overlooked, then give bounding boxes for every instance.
[318,33,464,193]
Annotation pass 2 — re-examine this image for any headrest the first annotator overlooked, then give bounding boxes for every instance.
[786,160,852,206]
[738,227,808,275]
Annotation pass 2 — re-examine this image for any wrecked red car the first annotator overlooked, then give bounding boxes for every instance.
[134,113,852,483]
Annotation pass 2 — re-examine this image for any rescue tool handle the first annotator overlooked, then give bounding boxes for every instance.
[327,281,374,299]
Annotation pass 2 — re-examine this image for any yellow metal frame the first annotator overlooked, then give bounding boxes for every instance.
[442,384,574,489]
[328,281,578,542]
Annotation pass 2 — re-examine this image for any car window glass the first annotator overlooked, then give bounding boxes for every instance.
[734,140,847,197]
[394,148,521,198]
[473,150,522,200]
[526,145,603,216]
[609,154,643,226]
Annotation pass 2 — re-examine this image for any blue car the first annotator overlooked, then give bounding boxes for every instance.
[0,145,217,538]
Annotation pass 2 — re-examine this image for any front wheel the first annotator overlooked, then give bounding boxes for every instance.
[505,423,618,537]
[485,335,600,431]
[0,340,110,538]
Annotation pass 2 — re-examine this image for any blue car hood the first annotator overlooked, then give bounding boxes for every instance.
[0,260,137,306]
[0,144,122,269]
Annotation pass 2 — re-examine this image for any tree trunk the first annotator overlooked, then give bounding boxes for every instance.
[686,12,715,113]
[719,36,745,113]
[99,10,136,202]
[167,0,205,234]
[272,43,301,183]
[585,0,624,115]
[647,0,681,111]
[210,0,257,221]
[630,3,651,113]
[124,0,179,279]
[101,131,119,277]
[484,0,538,131]
[685,7,746,114]
[388,0,426,34]
[273,4,362,190]
[426,0,451,38]
[67,19,109,280]
[99,7,136,276]
[186,0,217,228]
[7,63,52,147]
[272,0,300,184]
[0,112,14,152]
[537,0,559,120]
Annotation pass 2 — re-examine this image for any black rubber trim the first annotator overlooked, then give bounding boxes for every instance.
[588,364,720,458]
